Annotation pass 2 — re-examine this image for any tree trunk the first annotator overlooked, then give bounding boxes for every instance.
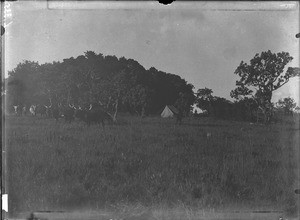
[107,96,112,110]
[113,99,118,122]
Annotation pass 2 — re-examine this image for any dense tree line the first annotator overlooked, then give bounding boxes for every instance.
[5,51,195,118]
[195,87,257,121]
[195,87,298,122]
[5,50,299,123]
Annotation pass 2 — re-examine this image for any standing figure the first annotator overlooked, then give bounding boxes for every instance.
[175,110,183,124]
[22,106,27,116]
[29,105,36,116]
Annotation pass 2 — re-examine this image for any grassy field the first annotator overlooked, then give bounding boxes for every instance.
[3,114,300,218]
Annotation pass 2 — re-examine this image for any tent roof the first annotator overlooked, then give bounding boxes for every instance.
[161,105,179,118]
[166,105,179,114]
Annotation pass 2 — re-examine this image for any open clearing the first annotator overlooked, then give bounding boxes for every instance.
[4,115,300,219]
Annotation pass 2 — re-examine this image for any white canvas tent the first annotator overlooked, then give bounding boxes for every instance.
[192,104,204,114]
[161,105,179,118]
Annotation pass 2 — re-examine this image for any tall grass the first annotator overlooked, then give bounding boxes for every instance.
[4,114,299,217]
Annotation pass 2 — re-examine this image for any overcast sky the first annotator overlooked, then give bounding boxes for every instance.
[4,1,300,105]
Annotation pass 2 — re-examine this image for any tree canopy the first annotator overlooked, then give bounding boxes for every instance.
[5,51,195,117]
[5,49,299,122]
[230,50,299,123]
[230,50,297,102]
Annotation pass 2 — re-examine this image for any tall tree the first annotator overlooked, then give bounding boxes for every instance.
[230,50,299,123]
[195,87,213,115]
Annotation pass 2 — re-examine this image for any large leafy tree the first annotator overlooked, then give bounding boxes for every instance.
[230,50,299,123]
[195,87,213,114]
